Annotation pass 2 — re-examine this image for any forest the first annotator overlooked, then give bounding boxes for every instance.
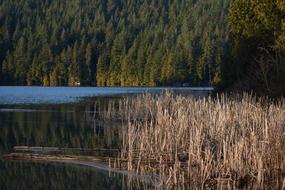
[226,0,285,96]
[0,0,231,86]
[0,0,284,96]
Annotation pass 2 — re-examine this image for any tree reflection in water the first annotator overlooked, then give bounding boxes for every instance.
[0,96,143,190]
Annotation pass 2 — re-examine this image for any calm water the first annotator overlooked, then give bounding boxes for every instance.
[0,86,213,105]
[0,86,212,190]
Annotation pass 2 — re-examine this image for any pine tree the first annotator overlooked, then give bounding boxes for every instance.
[0,0,232,87]
[85,43,92,84]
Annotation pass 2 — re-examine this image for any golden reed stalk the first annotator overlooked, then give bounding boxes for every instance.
[108,92,285,189]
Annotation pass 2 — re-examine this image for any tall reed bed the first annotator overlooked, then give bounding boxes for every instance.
[111,93,285,189]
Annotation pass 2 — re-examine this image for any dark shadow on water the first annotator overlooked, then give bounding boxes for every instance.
[0,160,129,190]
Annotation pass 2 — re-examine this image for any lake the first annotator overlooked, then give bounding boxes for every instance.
[0,86,212,190]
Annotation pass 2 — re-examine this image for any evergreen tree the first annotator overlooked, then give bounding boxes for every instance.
[226,0,285,96]
[0,0,232,86]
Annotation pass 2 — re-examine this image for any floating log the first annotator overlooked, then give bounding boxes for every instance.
[13,146,119,152]
[2,153,116,163]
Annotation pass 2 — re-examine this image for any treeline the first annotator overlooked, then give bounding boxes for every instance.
[225,0,285,96]
[0,0,231,86]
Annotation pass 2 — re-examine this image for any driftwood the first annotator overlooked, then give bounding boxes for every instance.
[14,146,119,152]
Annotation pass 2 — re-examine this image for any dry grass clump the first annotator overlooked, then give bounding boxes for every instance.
[113,93,285,189]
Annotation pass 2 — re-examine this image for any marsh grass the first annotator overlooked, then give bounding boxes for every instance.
[107,92,285,189]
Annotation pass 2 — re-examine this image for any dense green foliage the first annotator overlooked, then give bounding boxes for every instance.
[0,0,231,86]
[227,0,285,96]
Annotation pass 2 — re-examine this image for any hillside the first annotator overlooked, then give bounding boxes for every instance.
[0,0,231,86]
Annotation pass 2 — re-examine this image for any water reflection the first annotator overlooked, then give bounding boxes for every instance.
[0,160,127,190]
[0,96,130,189]
[0,97,123,153]
[0,88,212,189]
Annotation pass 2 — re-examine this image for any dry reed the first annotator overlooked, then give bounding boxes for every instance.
[109,92,285,189]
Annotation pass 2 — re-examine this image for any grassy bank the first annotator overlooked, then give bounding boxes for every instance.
[111,93,285,189]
